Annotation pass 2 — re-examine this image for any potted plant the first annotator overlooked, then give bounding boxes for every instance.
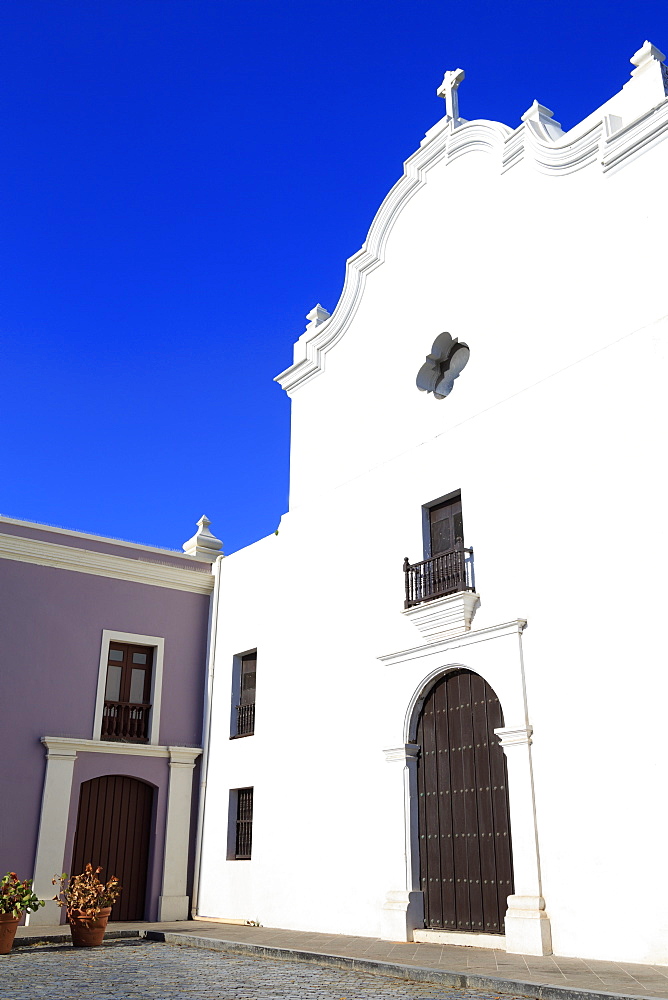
[52,864,122,947]
[0,873,45,954]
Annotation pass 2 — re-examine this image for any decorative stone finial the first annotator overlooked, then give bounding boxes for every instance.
[182,515,223,561]
[305,304,330,332]
[521,101,564,140]
[437,68,465,124]
[630,40,666,72]
[625,40,668,107]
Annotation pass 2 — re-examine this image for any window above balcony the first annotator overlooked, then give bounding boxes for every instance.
[93,630,165,745]
[404,492,474,609]
[230,650,256,738]
[102,642,153,743]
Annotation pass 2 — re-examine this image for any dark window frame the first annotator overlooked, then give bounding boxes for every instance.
[230,650,256,739]
[232,787,254,860]
[422,490,463,560]
[101,641,154,744]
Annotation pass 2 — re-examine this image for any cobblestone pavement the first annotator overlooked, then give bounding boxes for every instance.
[1,939,527,1000]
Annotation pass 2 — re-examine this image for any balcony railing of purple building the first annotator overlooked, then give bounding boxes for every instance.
[101,701,151,743]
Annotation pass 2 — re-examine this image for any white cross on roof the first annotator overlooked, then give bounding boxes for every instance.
[437,68,465,123]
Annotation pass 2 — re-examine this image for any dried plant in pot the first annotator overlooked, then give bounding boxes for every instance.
[0,873,45,954]
[52,865,122,947]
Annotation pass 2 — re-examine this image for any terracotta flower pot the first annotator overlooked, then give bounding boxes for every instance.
[0,913,20,955]
[67,907,112,947]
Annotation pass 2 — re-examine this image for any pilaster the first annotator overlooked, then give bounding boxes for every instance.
[380,744,423,941]
[31,741,78,926]
[495,725,552,956]
[158,747,200,921]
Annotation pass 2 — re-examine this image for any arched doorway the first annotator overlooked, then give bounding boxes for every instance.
[416,669,514,933]
[71,775,154,921]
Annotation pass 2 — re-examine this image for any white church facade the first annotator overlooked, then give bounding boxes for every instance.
[194,43,668,966]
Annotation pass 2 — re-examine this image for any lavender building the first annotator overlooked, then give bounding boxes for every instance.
[0,513,220,924]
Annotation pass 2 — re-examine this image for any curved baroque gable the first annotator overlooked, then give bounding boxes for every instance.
[275,45,668,396]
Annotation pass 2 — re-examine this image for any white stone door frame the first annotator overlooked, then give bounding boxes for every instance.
[379,619,552,955]
[30,737,201,926]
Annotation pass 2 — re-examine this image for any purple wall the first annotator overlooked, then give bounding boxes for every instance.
[0,535,210,918]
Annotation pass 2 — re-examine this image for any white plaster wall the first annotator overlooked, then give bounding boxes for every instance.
[199,76,668,965]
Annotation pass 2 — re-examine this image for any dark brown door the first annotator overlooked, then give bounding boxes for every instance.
[416,669,513,933]
[71,775,153,921]
[429,497,463,555]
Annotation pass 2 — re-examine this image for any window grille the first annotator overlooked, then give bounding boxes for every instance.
[235,788,253,859]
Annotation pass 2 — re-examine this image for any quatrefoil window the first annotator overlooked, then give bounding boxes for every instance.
[416,332,470,399]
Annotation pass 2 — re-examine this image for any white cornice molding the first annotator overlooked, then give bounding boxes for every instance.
[274,129,453,396]
[0,533,214,594]
[0,514,189,558]
[275,98,668,395]
[402,590,480,640]
[601,99,668,172]
[494,725,533,748]
[378,619,527,667]
[41,736,202,761]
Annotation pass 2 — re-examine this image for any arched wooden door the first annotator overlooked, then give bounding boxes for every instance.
[71,775,153,921]
[416,669,514,933]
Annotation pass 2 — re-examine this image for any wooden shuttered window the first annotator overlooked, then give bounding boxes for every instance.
[235,787,254,859]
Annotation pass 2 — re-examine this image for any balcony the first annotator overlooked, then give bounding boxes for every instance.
[232,703,255,738]
[402,548,478,640]
[403,547,474,608]
[101,701,150,743]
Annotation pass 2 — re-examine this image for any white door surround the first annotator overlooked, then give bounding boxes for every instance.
[30,737,201,926]
[379,619,552,956]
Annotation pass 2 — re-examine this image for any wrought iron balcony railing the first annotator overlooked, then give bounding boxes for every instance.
[235,703,255,737]
[403,547,474,609]
[101,701,150,743]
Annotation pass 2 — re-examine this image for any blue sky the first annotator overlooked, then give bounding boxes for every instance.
[2,0,667,554]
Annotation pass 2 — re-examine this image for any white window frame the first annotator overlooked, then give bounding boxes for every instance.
[93,629,165,745]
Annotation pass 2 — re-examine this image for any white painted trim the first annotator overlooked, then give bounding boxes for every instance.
[378,619,527,667]
[41,736,202,760]
[158,750,199,921]
[192,555,223,916]
[413,928,506,949]
[275,99,668,395]
[31,744,78,926]
[0,533,214,593]
[93,630,166,745]
[386,622,552,954]
[0,513,188,557]
[402,590,480,640]
[496,725,533,747]
[31,738,201,926]
[383,744,420,763]
[601,100,668,173]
